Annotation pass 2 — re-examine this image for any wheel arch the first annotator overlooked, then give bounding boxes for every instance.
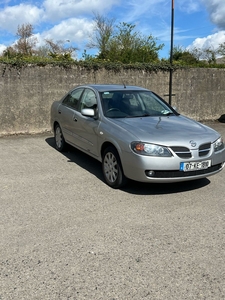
[101,141,121,161]
[53,121,60,131]
[100,141,126,174]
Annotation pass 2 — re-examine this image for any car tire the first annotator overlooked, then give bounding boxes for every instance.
[102,146,127,188]
[54,124,67,152]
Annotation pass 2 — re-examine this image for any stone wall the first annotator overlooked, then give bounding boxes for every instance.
[0,64,225,136]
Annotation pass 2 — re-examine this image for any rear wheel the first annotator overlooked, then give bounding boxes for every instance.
[54,124,66,152]
[102,146,127,188]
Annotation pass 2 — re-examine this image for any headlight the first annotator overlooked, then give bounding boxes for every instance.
[131,142,172,157]
[214,137,224,152]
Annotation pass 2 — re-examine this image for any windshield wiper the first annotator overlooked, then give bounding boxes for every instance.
[126,113,152,118]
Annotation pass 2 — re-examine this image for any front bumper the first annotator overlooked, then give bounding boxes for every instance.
[121,149,225,183]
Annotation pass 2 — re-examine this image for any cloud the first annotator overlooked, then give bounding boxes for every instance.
[202,0,225,29]
[178,0,201,13]
[40,18,93,45]
[123,0,166,21]
[0,0,119,53]
[42,0,120,22]
[125,0,201,22]
[0,3,43,33]
[0,0,119,33]
[184,1,225,54]
[187,30,225,50]
[0,44,6,53]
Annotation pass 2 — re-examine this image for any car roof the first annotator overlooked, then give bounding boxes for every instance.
[77,84,150,92]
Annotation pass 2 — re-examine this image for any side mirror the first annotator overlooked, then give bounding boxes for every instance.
[81,108,95,117]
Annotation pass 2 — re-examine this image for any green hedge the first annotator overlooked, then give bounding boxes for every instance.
[0,57,224,72]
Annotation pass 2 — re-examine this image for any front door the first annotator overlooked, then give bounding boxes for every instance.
[70,88,100,157]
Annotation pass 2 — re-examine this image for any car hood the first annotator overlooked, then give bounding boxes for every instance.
[110,115,219,148]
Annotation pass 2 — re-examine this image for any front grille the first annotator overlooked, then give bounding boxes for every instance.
[199,143,211,157]
[170,143,211,158]
[145,164,222,178]
[170,146,191,158]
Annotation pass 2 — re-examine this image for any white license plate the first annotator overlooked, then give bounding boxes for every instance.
[180,160,211,172]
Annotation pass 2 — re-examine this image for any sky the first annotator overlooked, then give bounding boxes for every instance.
[0,0,225,59]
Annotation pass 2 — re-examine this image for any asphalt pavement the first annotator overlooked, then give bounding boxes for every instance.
[0,121,225,300]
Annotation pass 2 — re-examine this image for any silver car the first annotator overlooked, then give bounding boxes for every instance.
[50,84,225,188]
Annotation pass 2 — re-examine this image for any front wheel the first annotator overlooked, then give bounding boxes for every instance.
[54,124,67,152]
[102,146,127,189]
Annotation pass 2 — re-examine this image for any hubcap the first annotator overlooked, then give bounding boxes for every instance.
[104,152,118,183]
[55,127,62,148]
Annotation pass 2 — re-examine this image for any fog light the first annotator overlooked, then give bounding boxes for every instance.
[146,170,155,177]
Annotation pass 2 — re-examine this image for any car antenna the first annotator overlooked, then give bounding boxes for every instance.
[122,80,126,89]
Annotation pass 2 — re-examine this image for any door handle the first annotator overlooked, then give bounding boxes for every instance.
[58,110,61,114]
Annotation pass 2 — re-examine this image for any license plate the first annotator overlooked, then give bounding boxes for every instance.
[180,160,211,172]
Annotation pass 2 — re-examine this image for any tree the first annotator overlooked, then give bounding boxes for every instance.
[44,39,77,60]
[87,13,115,59]
[3,46,18,59]
[218,42,225,57]
[201,47,217,64]
[172,46,199,64]
[88,15,164,63]
[189,47,202,61]
[2,23,77,61]
[14,23,37,56]
[2,23,37,58]
[172,45,184,61]
[108,22,164,63]
[112,22,164,63]
[35,45,50,58]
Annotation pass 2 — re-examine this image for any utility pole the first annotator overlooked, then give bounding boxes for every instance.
[169,0,174,105]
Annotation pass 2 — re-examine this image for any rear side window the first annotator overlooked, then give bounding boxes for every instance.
[63,88,84,110]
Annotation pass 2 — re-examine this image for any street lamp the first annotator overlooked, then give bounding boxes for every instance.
[169,0,174,105]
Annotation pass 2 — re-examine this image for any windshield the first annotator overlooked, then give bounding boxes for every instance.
[100,90,176,118]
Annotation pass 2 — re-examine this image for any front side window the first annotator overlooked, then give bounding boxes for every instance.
[79,89,97,111]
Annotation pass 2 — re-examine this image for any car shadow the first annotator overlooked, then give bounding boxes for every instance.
[122,178,210,195]
[45,137,211,195]
[46,137,104,180]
